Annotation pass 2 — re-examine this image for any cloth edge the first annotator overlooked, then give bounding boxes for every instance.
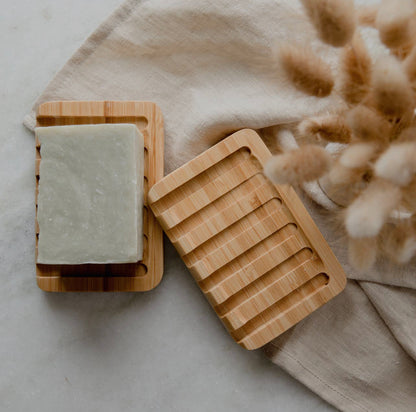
[265,341,370,412]
[23,0,139,131]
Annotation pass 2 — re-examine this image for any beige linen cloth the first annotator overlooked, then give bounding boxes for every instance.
[24,1,416,410]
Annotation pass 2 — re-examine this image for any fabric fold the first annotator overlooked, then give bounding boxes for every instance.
[24,0,416,410]
[360,282,416,362]
[265,281,416,412]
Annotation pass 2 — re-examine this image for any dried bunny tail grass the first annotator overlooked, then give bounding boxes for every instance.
[357,5,378,27]
[264,145,331,185]
[397,126,416,142]
[339,142,377,169]
[278,44,334,97]
[346,105,391,142]
[301,0,356,47]
[374,142,416,185]
[372,55,414,117]
[324,143,376,204]
[381,223,416,264]
[345,179,402,238]
[298,115,351,143]
[348,236,378,271]
[328,161,362,186]
[402,178,416,212]
[339,33,372,105]
[376,0,416,54]
[390,111,416,140]
[403,46,416,85]
[323,161,366,206]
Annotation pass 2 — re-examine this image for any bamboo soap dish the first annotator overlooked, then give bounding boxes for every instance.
[148,129,346,350]
[35,101,164,292]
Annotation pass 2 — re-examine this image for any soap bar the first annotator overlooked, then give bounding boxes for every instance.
[36,124,144,264]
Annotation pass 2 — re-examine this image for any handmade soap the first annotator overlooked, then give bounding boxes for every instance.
[36,124,144,264]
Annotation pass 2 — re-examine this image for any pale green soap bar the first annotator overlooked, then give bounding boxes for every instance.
[36,124,144,264]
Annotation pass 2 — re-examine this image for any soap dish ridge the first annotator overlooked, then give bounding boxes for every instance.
[148,129,346,349]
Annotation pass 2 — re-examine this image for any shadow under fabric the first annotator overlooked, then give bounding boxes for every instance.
[24,1,416,411]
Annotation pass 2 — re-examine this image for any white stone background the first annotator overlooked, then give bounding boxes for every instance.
[0,1,335,411]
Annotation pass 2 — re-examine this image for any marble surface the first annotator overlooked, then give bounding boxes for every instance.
[0,1,335,411]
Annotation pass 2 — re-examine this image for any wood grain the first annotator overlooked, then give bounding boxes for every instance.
[35,101,164,292]
[148,129,346,349]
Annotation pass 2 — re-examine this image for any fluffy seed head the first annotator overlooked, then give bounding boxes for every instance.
[375,142,416,186]
[357,5,378,27]
[403,46,416,85]
[346,105,391,142]
[402,178,416,212]
[264,145,331,185]
[339,33,372,105]
[328,161,362,186]
[319,171,357,206]
[279,44,334,97]
[372,55,414,117]
[396,237,416,264]
[348,236,378,271]
[298,115,351,143]
[395,237,416,264]
[339,142,377,169]
[376,0,416,51]
[302,0,356,47]
[398,127,416,142]
[345,179,402,238]
[390,111,415,141]
[381,223,416,264]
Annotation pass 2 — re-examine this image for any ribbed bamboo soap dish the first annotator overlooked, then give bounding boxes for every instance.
[148,129,346,350]
[35,101,164,292]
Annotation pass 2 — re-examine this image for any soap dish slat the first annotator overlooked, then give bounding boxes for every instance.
[35,101,164,292]
[148,129,346,349]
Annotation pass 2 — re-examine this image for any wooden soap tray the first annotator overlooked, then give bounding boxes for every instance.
[148,129,346,349]
[35,101,164,292]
